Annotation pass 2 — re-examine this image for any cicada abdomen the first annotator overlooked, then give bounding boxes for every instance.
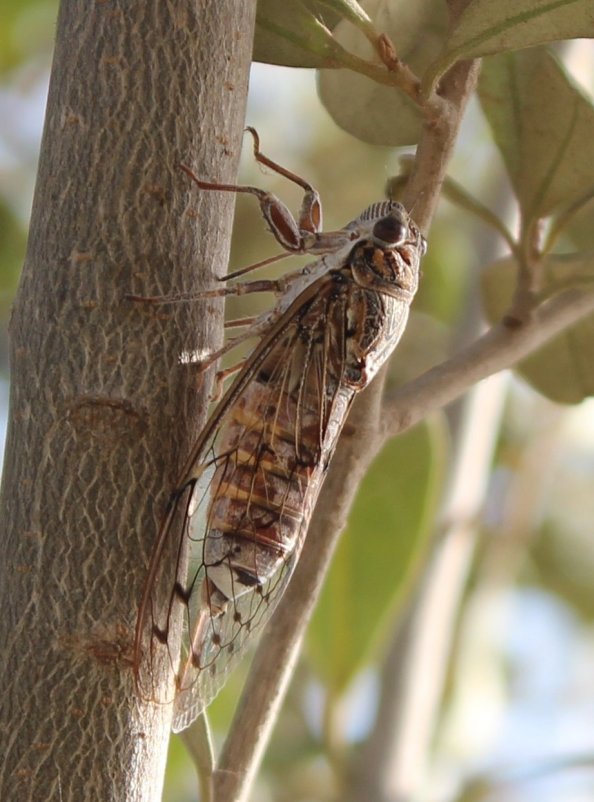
[133,131,426,731]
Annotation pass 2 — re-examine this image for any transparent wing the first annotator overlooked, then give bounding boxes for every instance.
[134,275,356,730]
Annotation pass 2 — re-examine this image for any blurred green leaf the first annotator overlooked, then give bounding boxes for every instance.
[254,0,372,68]
[478,49,594,223]
[534,525,594,621]
[307,416,448,692]
[0,0,56,73]
[441,176,516,254]
[0,199,26,311]
[424,0,594,92]
[386,311,450,387]
[410,213,473,327]
[555,195,594,253]
[318,0,447,146]
[481,254,594,403]
[163,734,196,802]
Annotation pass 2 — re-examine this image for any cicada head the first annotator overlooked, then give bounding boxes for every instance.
[347,201,426,301]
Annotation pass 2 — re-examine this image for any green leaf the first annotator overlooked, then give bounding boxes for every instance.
[0,0,57,73]
[318,0,448,146]
[307,416,448,693]
[481,254,594,403]
[424,0,594,93]
[440,176,516,253]
[0,199,26,313]
[316,0,374,35]
[479,49,594,223]
[254,0,373,68]
[555,195,594,253]
[534,524,594,622]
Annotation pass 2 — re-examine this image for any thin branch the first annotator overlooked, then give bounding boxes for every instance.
[376,33,424,99]
[382,288,594,440]
[351,180,515,800]
[351,373,508,802]
[180,715,215,802]
[331,37,447,116]
[259,14,444,113]
[402,61,482,231]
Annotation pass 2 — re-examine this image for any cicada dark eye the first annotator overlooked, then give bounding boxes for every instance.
[373,216,407,246]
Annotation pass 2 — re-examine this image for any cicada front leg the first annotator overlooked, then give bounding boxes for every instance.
[180,127,357,275]
[131,131,358,377]
[180,130,321,261]
[245,125,323,239]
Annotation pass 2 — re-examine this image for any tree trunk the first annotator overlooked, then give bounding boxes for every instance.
[0,2,256,800]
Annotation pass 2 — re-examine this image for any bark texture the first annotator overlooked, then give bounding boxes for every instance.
[0,2,256,800]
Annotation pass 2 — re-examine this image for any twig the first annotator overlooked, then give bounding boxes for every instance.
[350,184,514,800]
[180,714,215,802]
[350,373,509,801]
[383,288,594,439]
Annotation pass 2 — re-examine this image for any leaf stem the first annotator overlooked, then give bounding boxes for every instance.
[180,714,215,802]
[441,176,518,256]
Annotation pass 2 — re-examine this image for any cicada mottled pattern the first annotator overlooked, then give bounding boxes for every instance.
[133,130,427,732]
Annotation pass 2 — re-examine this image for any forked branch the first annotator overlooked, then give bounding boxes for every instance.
[382,288,594,438]
[210,52,481,802]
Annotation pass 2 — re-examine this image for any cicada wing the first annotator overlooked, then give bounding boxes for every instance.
[136,274,357,730]
[171,533,302,732]
[133,458,216,707]
[171,334,325,727]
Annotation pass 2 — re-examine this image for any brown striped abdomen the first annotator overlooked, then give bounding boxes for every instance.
[202,375,328,602]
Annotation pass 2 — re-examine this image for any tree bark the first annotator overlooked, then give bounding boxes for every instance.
[0,2,256,800]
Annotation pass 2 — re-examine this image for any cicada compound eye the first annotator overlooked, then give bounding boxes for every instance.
[372,215,407,246]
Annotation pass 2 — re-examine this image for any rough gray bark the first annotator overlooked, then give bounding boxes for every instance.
[0,2,256,800]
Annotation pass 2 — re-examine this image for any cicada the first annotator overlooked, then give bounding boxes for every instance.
[133,130,426,732]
